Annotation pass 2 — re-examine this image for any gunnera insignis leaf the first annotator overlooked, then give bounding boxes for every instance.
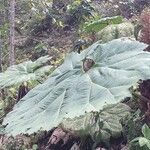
[96,22,134,43]
[61,103,130,142]
[3,38,150,135]
[0,55,52,89]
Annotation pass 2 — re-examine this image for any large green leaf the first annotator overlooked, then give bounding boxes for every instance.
[61,103,130,142]
[83,16,123,33]
[96,22,134,43]
[0,56,52,89]
[142,124,150,140]
[139,137,150,149]
[3,38,150,135]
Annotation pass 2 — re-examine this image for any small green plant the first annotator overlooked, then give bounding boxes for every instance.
[131,124,150,149]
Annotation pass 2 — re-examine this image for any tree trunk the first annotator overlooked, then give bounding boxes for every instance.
[0,38,5,101]
[9,0,15,66]
[0,38,2,72]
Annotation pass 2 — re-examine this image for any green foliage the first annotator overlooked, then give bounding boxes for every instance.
[82,16,123,33]
[34,42,48,51]
[142,124,150,140]
[96,22,134,43]
[0,56,52,89]
[131,124,150,149]
[2,38,150,135]
[61,103,130,142]
[0,23,9,38]
[65,0,94,27]
[0,134,34,150]
[67,0,83,11]
[124,109,142,140]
